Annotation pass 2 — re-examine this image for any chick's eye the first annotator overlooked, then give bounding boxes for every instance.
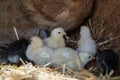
[58,32,61,34]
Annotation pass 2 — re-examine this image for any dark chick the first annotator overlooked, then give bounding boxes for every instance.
[96,49,119,80]
[0,46,8,64]
[7,39,29,64]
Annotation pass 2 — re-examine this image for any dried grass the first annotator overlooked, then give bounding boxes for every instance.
[0,63,98,80]
[0,1,119,80]
[89,19,120,50]
[87,19,120,80]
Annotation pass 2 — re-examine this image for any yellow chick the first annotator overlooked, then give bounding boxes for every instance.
[26,36,53,66]
[26,36,93,70]
[52,47,93,70]
[43,27,66,49]
[77,26,97,56]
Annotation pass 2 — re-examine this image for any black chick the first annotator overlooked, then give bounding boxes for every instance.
[96,49,119,79]
[7,39,29,65]
[39,29,50,39]
[0,46,8,64]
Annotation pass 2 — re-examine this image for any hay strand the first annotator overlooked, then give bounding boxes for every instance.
[19,58,26,65]
[97,35,120,46]
[13,27,19,40]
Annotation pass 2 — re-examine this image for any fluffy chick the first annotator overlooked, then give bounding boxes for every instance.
[96,49,119,79]
[43,27,66,49]
[0,46,8,64]
[7,39,29,64]
[26,36,93,70]
[52,47,93,70]
[77,26,97,56]
[26,36,54,66]
[39,29,50,39]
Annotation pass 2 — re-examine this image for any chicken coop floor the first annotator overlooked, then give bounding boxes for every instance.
[0,62,120,80]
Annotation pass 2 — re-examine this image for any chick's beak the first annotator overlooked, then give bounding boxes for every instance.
[62,32,66,35]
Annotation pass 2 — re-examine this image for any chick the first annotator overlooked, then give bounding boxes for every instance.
[79,52,94,68]
[26,36,93,70]
[0,46,8,64]
[26,36,53,66]
[39,29,50,39]
[52,47,93,70]
[7,39,29,64]
[96,49,119,80]
[77,26,97,56]
[43,27,66,49]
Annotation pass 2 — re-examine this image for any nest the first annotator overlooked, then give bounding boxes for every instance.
[67,19,120,80]
[0,63,98,80]
[0,11,119,79]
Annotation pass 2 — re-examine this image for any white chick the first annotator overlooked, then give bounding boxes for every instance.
[26,36,54,66]
[78,52,93,68]
[26,36,93,70]
[77,26,97,56]
[52,47,93,70]
[43,27,66,49]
